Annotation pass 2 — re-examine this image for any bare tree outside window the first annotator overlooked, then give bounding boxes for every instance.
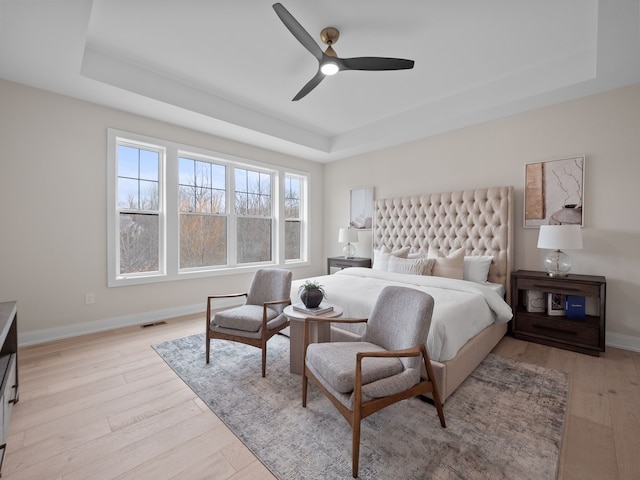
[179,158,227,268]
[235,168,272,263]
[120,212,159,273]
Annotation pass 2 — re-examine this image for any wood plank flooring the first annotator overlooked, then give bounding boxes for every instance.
[3,314,639,479]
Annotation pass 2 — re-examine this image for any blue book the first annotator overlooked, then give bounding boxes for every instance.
[565,295,586,319]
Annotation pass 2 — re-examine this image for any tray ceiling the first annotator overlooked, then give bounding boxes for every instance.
[1,0,639,162]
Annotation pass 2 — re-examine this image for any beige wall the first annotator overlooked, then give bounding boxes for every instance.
[2,78,639,351]
[0,80,325,341]
[324,83,640,350]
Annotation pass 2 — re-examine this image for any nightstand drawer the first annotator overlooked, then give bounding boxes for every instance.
[331,260,359,269]
[327,257,371,274]
[515,315,599,346]
[515,277,601,297]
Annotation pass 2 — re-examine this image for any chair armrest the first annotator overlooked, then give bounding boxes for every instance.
[206,293,248,328]
[354,345,426,402]
[208,293,247,300]
[357,346,436,384]
[262,298,292,327]
[263,297,292,308]
[356,345,423,360]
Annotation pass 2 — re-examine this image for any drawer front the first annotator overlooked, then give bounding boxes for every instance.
[515,315,599,346]
[2,354,17,436]
[332,260,356,268]
[516,277,601,297]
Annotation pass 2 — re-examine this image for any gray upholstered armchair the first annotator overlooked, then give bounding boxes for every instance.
[302,285,446,478]
[206,268,292,377]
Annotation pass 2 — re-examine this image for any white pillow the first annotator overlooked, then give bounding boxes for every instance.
[372,246,410,271]
[387,256,435,276]
[427,247,465,279]
[464,255,494,283]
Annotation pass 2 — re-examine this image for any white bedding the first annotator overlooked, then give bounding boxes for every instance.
[290,268,512,363]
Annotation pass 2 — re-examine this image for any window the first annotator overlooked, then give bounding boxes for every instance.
[108,129,308,286]
[115,142,163,277]
[178,157,227,269]
[285,175,302,260]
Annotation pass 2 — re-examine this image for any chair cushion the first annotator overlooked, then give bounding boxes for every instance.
[213,305,278,332]
[306,342,404,394]
[361,368,421,399]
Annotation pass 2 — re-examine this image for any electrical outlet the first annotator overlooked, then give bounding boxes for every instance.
[85,293,95,305]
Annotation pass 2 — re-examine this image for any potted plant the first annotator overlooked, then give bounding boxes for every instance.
[298,280,326,309]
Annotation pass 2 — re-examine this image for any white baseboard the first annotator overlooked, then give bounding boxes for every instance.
[606,332,640,353]
[19,305,640,354]
[18,298,242,347]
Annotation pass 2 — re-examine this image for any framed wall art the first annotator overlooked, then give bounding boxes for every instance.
[350,186,374,230]
[524,156,585,228]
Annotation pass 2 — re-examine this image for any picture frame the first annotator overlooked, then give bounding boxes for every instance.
[547,293,566,316]
[350,186,374,230]
[524,156,585,228]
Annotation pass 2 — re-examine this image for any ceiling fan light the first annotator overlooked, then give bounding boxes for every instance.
[321,62,339,75]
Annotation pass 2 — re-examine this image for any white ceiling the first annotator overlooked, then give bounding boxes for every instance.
[1,0,639,162]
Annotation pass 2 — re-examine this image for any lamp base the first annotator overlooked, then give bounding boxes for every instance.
[343,243,356,259]
[543,249,573,277]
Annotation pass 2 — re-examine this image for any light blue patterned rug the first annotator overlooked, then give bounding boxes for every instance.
[153,333,568,480]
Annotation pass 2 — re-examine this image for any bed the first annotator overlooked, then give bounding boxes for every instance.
[291,185,514,402]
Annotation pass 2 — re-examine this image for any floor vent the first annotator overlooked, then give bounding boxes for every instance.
[140,321,167,328]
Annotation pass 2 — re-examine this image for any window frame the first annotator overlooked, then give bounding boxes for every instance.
[108,132,167,285]
[107,129,309,287]
[284,173,306,262]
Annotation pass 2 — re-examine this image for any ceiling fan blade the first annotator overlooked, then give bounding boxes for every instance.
[292,70,325,101]
[338,57,415,71]
[273,3,323,62]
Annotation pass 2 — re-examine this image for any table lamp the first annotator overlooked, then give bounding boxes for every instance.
[537,224,583,277]
[338,228,358,259]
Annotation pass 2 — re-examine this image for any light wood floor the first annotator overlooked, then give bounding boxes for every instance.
[2,315,639,479]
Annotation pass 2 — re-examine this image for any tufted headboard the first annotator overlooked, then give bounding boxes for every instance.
[373,186,514,302]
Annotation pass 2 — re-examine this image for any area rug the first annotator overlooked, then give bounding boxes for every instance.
[153,334,568,480]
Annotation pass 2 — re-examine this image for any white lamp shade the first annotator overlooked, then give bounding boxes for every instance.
[338,228,359,244]
[537,225,583,250]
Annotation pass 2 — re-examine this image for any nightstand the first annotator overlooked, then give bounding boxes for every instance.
[327,256,371,275]
[511,270,606,356]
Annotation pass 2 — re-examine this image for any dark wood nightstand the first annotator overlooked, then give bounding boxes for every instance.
[0,302,18,475]
[327,256,371,275]
[511,270,606,356]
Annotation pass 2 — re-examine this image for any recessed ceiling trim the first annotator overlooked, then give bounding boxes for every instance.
[80,43,331,154]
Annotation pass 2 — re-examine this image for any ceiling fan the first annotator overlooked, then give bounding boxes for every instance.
[272,3,415,101]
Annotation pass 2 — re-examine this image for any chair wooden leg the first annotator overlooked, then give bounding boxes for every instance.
[302,371,308,407]
[422,346,446,428]
[433,387,446,428]
[206,299,211,364]
[352,417,361,478]
[261,342,267,378]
